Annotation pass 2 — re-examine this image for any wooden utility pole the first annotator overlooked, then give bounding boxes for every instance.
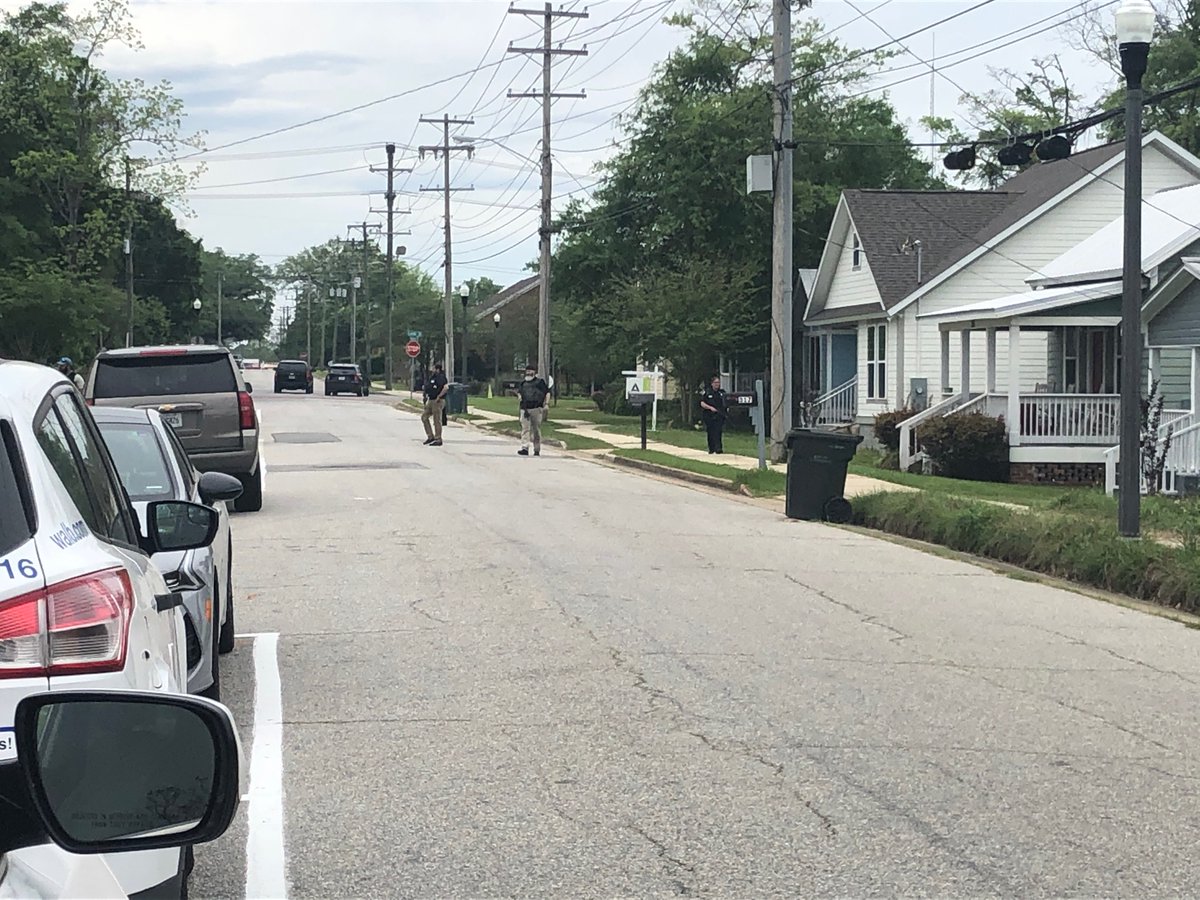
[770,0,797,461]
[124,156,134,347]
[508,3,588,378]
[369,145,412,389]
[216,271,223,346]
[346,221,382,372]
[419,115,475,381]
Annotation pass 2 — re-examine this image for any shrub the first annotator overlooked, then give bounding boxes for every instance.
[917,412,1008,482]
[851,491,1200,612]
[873,408,917,452]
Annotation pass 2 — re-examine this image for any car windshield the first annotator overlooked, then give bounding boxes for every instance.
[0,420,33,555]
[330,366,357,374]
[96,422,176,502]
[93,353,236,398]
[279,362,307,372]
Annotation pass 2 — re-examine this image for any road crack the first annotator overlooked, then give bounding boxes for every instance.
[626,823,696,895]
[784,574,911,645]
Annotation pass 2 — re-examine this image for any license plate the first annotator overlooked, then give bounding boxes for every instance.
[162,412,183,428]
[0,727,14,761]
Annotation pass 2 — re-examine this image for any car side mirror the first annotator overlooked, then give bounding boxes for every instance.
[8,691,241,855]
[198,471,244,505]
[244,382,253,394]
[144,501,218,554]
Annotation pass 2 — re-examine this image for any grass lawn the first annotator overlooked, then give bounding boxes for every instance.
[614,448,786,497]
[597,422,762,457]
[480,420,614,452]
[849,449,1200,537]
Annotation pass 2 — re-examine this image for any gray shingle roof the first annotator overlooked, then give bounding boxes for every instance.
[474,275,539,322]
[844,141,1127,310]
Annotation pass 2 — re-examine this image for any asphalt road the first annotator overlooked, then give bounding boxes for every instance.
[192,371,1200,898]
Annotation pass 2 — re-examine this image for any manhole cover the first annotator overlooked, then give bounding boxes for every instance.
[272,432,341,444]
[270,462,426,472]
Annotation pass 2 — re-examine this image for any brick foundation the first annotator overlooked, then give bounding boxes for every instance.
[1009,462,1105,486]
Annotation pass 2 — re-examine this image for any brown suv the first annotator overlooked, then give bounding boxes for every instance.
[86,345,263,511]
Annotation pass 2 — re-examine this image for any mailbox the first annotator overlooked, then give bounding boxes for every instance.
[627,390,655,407]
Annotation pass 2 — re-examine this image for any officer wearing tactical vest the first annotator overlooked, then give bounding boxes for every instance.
[699,374,727,454]
[516,364,550,456]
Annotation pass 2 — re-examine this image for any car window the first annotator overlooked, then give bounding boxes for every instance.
[93,353,236,398]
[51,395,136,545]
[37,408,101,534]
[162,422,196,494]
[97,422,176,502]
[0,420,34,556]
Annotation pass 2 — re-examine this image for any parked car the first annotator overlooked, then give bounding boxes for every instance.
[84,345,263,513]
[325,363,369,397]
[233,354,244,370]
[242,358,261,370]
[0,360,222,899]
[92,407,242,700]
[274,359,313,394]
[0,690,242,900]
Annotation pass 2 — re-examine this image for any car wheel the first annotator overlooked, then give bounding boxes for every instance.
[199,576,221,702]
[235,467,263,512]
[274,386,281,394]
[218,544,235,654]
[306,384,313,394]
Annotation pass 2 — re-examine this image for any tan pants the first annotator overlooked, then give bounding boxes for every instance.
[520,407,544,450]
[421,398,445,440]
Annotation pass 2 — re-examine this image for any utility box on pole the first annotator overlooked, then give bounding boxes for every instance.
[746,155,772,194]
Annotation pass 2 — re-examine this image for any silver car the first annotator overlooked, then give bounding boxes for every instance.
[91,407,242,700]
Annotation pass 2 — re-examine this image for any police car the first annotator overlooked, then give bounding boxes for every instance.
[0,360,224,898]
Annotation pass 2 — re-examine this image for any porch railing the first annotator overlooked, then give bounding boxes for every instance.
[1104,410,1196,496]
[814,376,857,426]
[1018,394,1120,445]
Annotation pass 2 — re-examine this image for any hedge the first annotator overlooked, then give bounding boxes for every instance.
[851,490,1200,612]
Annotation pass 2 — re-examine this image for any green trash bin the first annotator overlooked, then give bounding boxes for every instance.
[784,428,864,523]
[445,382,468,414]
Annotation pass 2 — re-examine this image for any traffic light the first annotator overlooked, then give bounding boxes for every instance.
[942,146,976,171]
[997,141,1034,167]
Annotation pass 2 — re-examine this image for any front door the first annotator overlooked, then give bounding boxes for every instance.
[831,333,857,390]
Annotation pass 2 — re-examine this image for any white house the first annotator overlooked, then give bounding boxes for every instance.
[802,133,1200,459]
[910,181,1200,489]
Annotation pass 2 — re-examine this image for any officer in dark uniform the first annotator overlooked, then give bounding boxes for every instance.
[699,375,727,454]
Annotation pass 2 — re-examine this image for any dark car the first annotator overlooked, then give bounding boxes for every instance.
[275,359,313,394]
[325,363,369,397]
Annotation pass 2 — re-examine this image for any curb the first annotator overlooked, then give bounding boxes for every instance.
[599,453,739,493]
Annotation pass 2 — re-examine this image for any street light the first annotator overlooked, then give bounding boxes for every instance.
[459,283,470,384]
[493,312,501,390]
[192,298,202,345]
[1116,0,1155,538]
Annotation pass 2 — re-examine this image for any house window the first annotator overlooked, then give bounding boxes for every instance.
[1063,327,1079,393]
[852,233,862,271]
[866,323,886,400]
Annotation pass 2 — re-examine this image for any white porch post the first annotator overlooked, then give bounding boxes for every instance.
[824,332,832,394]
[1008,324,1022,446]
[1148,346,1161,391]
[940,330,951,396]
[986,328,997,394]
[1191,347,1200,413]
[959,329,971,403]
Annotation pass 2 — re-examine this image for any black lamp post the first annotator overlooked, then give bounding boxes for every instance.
[459,283,470,384]
[1116,0,1155,538]
[192,298,202,344]
[493,312,501,390]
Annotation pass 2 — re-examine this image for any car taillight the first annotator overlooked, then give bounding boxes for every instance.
[0,567,133,678]
[238,390,255,430]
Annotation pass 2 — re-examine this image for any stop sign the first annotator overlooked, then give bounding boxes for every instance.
[405,339,421,358]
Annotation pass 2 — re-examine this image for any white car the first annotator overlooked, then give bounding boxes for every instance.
[0,360,223,898]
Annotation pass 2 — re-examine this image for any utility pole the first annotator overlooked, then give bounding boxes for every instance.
[509,3,588,378]
[124,156,134,347]
[420,115,475,382]
[216,271,223,346]
[305,285,312,366]
[769,0,797,462]
[347,222,382,375]
[369,145,412,389]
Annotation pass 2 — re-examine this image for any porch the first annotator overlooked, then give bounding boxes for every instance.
[802,326,858,426]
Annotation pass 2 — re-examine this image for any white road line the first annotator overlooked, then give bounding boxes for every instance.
[245,633,287,900]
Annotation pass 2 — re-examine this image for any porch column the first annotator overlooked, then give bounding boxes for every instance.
[1192,347,1200,413]
[986,328,997,394]
[1008,324,1022,446]
[1148,346,1162,392]
[824,334,832,395]
[940,330,951,396]
[959,329,971,403]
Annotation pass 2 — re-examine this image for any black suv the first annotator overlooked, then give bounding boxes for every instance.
[325,363,369,397]
[274,360,313,394]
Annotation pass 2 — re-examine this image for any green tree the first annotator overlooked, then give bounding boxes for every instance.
[551,1,937,407]
[199,248,273,345]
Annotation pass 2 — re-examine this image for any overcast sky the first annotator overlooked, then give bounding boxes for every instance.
[8,0,1130,319]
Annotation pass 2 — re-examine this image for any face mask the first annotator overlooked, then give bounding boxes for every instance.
[525,374,535,381]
